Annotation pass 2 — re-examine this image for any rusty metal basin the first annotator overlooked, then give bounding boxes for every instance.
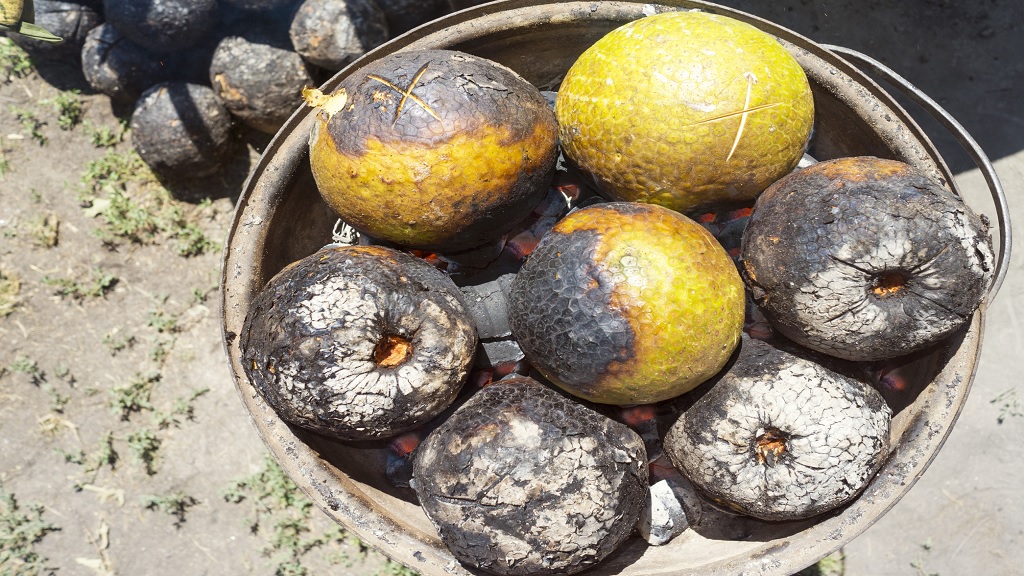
[219,1,1007,574]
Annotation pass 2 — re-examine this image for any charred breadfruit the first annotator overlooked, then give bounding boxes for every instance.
[209,34,314,134]
[103,0,216,54]
[81,23,166,103]
[507,202,745,405]
[129,82,235,180]
[663,336,892,521]
[305,49,559,253]
[413,376,647,575]
[10,0,102,62]
[241,245,478,441]
[288,0,389,71]
[741,156,994,361]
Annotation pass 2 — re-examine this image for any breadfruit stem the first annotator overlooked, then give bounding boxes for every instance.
[872,270,908,297]
[302,86,348,120]
[374,335,412,368]
[755,427,788,467]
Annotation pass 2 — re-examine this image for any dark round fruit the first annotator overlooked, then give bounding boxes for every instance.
[129,82,235,180]
[9,0,102,62]
[241,245,478,441]
[741,156,994,361]
[103,0,216,53]
[288,0,389,71]
[412,376,647,575]
[307,49,559,253]
[80,23,166,103]
[209,34,314,134]
[663,336,891,521]
[507,202,745,405]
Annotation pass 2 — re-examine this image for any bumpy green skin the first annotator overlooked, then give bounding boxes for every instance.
[556,11,814,212]
[413,377,648,576]
[741,156,994,361]
[508,202,745,405]
[310,49,558,253]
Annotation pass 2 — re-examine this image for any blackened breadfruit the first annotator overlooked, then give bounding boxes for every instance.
[103,0,216,53]
[663,336,891,521]
[129,82,234,179]
[209,34,314,134]
[289,0,388,71]
[741,156,994,361]
[10,0,102,62]
[241,245,478,441]
[413,376,647,575]
[375,0,447,36]
[81,23,166,103]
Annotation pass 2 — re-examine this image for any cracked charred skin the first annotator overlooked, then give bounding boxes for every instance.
[412,376,648,576]
[240,245,478,441]
[663,336,892,521]
[306,49,559,254]
[741,156,994,361]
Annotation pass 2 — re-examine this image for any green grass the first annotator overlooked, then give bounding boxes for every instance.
[222,456,416,576]
[153,388,209,429]
[127,429,161,476]
[108,372,159,421]
[102,329,136,355]
[991,388,1023,424]
[0,38,33,81]
[222,457,362,574]
[81,150,219,257]
[0,482,60,576]
[47,90,85,131]
[87,121,127,148]
[10,107,46,146]
[141,492,198,528]
[41,269,118,301]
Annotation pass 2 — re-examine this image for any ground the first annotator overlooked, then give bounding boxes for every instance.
[1,1,1022,576]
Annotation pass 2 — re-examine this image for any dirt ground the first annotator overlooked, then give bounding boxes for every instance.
[2,1,1021,576]
[0,36,396,576]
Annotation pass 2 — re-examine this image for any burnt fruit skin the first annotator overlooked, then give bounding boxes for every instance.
[413,376,648,576]
[663,336,892,521]
[129,82,235,181]
[308,49,559,253]
[241,245,478,441]
[741,156,994,361]
[507,202,745,405]
[209,34,314,134]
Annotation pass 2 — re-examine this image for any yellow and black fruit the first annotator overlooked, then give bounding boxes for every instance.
[306,49,559,254]
[507,202,745,405]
